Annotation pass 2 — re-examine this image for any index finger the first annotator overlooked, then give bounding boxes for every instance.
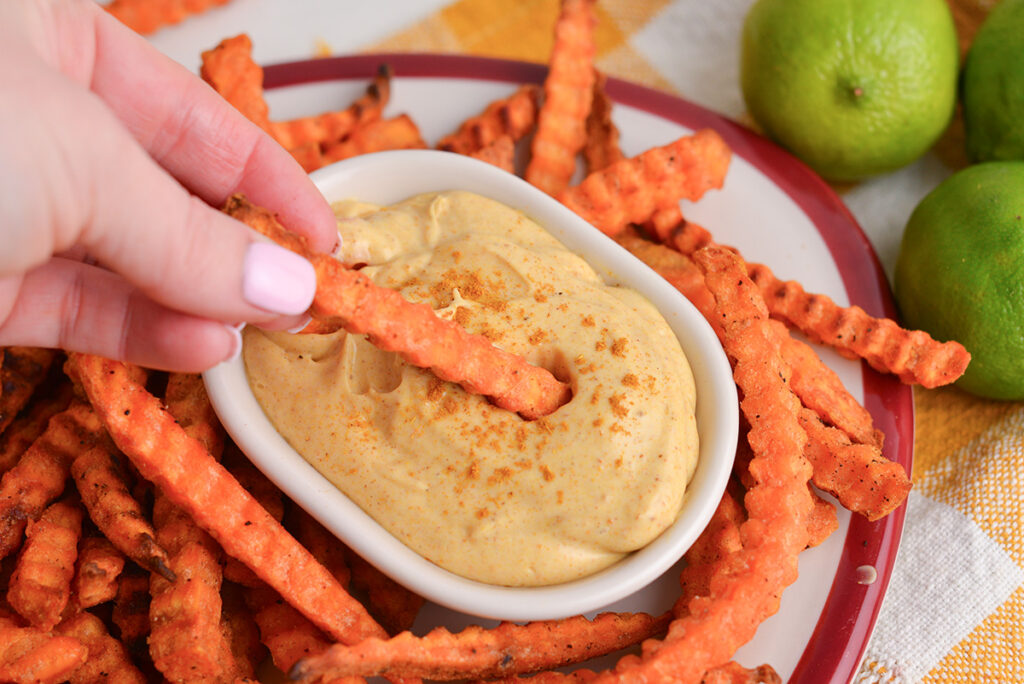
[87,3,336,253]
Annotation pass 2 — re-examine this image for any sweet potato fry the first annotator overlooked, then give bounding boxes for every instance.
[0,381,73,476]
[799,409,911,521]
[748,262,971,387]
[105,0,232,35]
[438,84,541,155]
[772,320,883,447]
[558,130,732,237]
[71,444,173,580]
[72,535,125,609]
[619,235,882,449]
[68,354,390,648]
[199,34,272,131]
[290,611,671,681]
[322,114,428,162]
[270,64,393,150]
[477,673,599,684]
[0,348,58,437]
[583,246,813,684]
[7,498,82,631]
[642,204,689,244]
[0,401,104,561]
[0,611,87,684]
[664,221,970,387]
[54,611,145,684]
[805,490,839,548]
[164,372,224,460]
[674,481,746,617]
[111,566,151,656]
[245,584,333,673]
[343,547,424,637]
[583,71,623,175]
[224,195,571,419]
[148,540,228,681]
[469,135,516,173]
[147,374,237,682]
[290,506,350,590]
[701,662,781,684]
[220,581,267,680]
[288,142,328,174]
[526,0,598,196]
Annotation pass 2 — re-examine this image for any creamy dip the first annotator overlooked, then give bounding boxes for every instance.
[243,191,698,586]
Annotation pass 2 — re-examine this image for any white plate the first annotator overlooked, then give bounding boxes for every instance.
[236,55,913,683]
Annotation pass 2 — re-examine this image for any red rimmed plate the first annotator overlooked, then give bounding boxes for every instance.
[259,53,912,683]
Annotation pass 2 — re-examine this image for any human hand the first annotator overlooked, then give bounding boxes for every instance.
[0,0,338,372]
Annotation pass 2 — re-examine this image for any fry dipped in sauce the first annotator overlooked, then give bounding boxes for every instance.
[244,191,698,586]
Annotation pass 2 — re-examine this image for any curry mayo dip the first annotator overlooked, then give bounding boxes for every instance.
[243,191,698,587]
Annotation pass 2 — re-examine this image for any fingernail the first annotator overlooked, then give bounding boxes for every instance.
[222,325,242,363]
[286,315,313,334]
[242,242,316,315]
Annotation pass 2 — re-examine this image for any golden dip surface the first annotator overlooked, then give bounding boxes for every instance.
[243,191,698,586]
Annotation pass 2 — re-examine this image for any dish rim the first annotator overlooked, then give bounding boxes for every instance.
[204,148,739,621]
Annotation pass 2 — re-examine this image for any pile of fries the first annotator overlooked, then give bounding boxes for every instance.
[0,1,971,681]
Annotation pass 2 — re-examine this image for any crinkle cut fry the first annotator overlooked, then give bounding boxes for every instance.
[219,581,267,680]
[526,0,598,196]
[617,234,879,451]
[700,662,781,684]
[245,584,333,673]
[799,408,911,521]
[148,541,228,681]
[583,70,624,175]
[343,545,424,637]
[105,0,232,35]
[664,221,970,388]
[749,261,971,387]
[290,611,671,682]
[112,566,151,655]
[73,535,125,609]
[270,63,393,150]
[0,381,74,476]
[558,130,731,237]
[200,34,272,131]
[585,245,812,684]
[7,498,83,631]
[67,354,391,651]
[0,348,59,436]
[148,483,231,681]
[323,114,427,161]
[224,195,571,420]
[70,444,174,580]
[0,612,88,684]
[673,480,746,618]
[293,114,428,174]
[438,84,541,155]
[731,421,837,548]
[164,372,225,460]
[474,671,599,684]
[0,400,105,562]
[54,611,145,684]
[469,135,516,173]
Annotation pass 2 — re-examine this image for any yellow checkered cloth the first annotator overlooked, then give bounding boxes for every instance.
[369,1,1024,682]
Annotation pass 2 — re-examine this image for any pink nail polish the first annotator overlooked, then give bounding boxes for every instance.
[242,242,316,315]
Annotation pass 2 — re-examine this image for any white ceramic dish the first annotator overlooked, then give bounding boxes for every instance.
[204,148,738,622]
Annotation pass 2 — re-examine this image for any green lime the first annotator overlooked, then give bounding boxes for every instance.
[740,0,959,182]
[962,0,1024,162]
[894,161,1024,400]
